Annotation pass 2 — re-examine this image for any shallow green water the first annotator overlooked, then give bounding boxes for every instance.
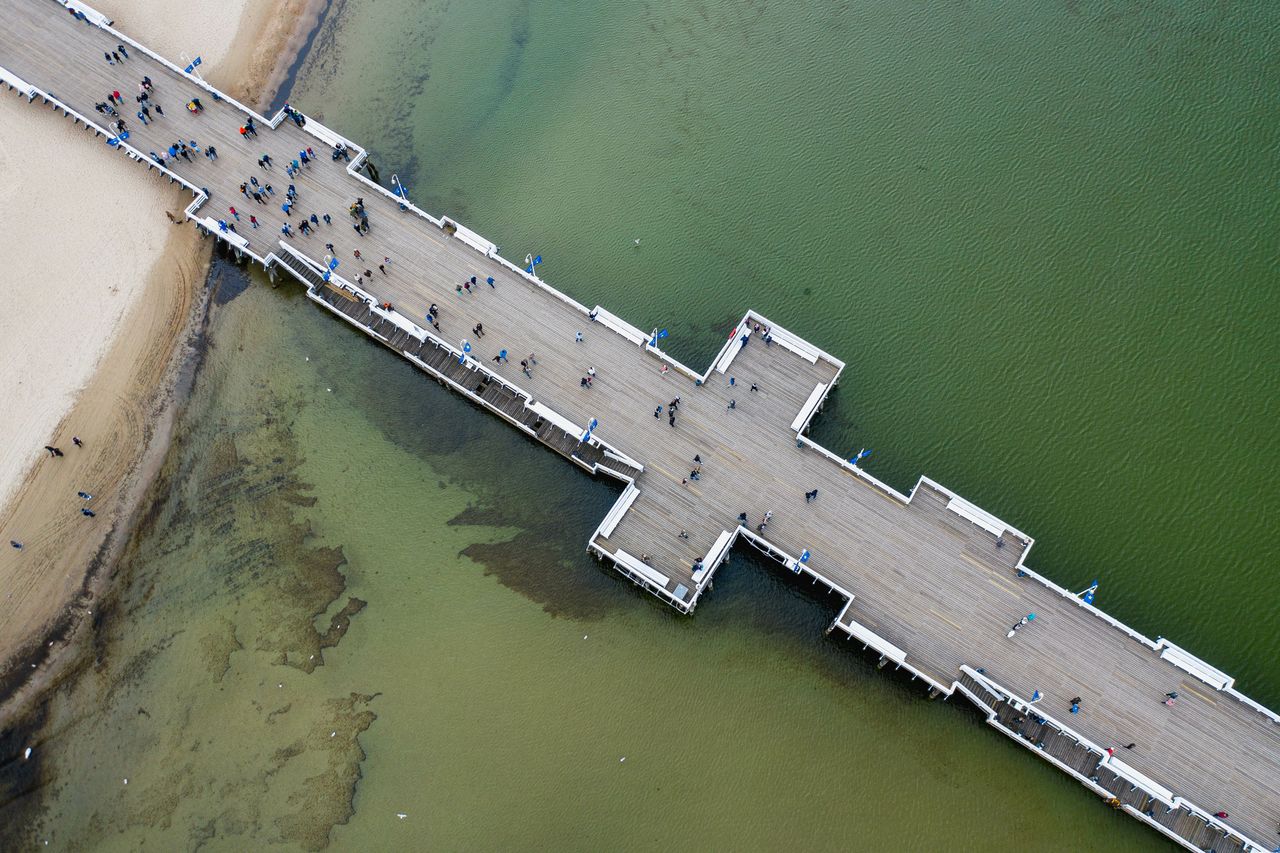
[6,0,1278,849]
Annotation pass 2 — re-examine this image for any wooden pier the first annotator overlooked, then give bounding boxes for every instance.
[2,1,1277,848]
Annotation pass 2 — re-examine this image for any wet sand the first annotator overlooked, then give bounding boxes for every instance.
[0,0,318,724]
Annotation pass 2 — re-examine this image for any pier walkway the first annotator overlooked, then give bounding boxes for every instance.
[2,1,1276,849]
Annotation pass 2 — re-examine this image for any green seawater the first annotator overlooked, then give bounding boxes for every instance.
[6,0,1278,849]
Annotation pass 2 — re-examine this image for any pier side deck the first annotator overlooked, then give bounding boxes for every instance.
[1,2,1276,850]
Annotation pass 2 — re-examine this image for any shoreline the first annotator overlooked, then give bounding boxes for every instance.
[0,0,321,727]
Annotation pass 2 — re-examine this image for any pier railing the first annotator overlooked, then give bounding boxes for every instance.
[956,666,1260,853]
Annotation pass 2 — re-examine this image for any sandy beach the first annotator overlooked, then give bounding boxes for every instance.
[0,0,315,720]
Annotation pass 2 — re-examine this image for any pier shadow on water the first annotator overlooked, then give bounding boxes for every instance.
[0,262,1170,851]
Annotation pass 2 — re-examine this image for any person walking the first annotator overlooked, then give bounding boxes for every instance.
[72,436,84,447]
[229,206,240,221]
[104,51,114,66]
[81,508,96,518]
[117,43,129,59]
[575,331,584,343]
[44,445,61,457]
[521,360,532,378]
[154,103,164,117]
[473,324,485,338]
[249,215,259,229]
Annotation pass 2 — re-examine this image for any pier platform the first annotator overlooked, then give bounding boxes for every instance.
[1,2,1276,849]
